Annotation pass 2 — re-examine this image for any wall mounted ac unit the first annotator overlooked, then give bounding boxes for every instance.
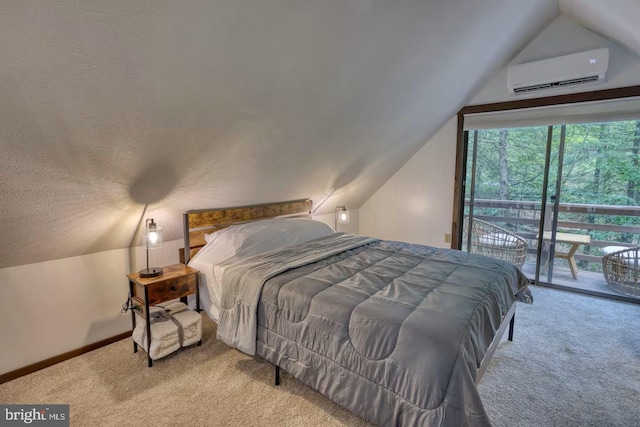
[507,48,609,95]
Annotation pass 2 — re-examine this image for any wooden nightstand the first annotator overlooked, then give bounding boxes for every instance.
[127,264,201,367]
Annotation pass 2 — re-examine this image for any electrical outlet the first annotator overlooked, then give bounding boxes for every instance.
[444,233,451,243]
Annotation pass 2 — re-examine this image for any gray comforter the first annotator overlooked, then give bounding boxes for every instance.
[218,233,530,426]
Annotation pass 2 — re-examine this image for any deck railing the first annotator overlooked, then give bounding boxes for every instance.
[466,199,640,268]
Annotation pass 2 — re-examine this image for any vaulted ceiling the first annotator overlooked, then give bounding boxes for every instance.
[3,0,636,269]
[560,0,640,57]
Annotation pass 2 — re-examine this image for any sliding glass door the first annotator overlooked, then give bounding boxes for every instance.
[461,119,640,301]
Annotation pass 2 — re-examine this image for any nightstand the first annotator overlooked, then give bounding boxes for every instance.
[127,264,201,367]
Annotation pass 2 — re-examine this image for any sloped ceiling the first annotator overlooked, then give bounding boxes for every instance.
[560,0,640,57]
[0,0,559,268]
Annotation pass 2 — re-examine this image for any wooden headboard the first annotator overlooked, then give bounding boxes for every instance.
[179,199,313,264]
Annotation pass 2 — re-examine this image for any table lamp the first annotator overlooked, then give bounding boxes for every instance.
[140,218,163,278]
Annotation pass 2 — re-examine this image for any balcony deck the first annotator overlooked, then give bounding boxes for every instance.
[520,262,631,299]
[465,198,640,300]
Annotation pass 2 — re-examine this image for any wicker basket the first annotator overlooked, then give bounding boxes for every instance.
[602,247,640,297]
[463,218,528,269]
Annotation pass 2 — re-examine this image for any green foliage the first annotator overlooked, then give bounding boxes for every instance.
[466,120,640,273]
[471,121,640,205]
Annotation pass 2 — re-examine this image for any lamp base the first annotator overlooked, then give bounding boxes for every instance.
[139,267,163,278]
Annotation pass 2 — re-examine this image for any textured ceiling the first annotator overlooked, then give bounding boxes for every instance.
[0,0,559,268]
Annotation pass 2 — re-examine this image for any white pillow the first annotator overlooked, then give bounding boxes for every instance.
[193,217,334,265]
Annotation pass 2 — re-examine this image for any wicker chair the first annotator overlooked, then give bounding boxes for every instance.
[463,218,528,269]
[602,246,640,297]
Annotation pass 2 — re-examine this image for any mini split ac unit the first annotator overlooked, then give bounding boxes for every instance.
[507,48,609,95]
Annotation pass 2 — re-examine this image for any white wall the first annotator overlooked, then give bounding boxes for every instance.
[0,210,360,376]
[313,210,360,235]
[0,240,181,375]
[359,118,457,247]
[0,210,362,376]
[469,14,640,105]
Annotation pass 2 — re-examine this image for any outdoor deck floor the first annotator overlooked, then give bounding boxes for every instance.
[521,262,639,299]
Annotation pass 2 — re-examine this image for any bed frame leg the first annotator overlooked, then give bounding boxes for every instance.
[508,313,515,341]
[274,365,280,386]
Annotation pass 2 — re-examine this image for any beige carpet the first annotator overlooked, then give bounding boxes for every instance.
[3,286,640,426]
[0,316,370,426]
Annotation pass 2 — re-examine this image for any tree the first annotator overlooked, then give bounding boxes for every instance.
[498,129,509,201]
[467,119,640,272]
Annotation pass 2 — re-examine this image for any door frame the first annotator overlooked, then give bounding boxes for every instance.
[453,85,640,249]
[452,85,640,303]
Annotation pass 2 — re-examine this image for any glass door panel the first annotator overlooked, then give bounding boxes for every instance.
[462,127,551,279]
[538,121,640,298]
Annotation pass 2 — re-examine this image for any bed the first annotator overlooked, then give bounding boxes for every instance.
[181,199,531,426]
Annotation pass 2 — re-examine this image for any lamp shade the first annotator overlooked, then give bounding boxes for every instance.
[140,218,163,278]
[146,223,163,249]
[334,206,350,231]
[338,209,350,224]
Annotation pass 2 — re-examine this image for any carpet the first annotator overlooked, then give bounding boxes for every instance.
[1,286,639,426]
[478,286,640,427]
